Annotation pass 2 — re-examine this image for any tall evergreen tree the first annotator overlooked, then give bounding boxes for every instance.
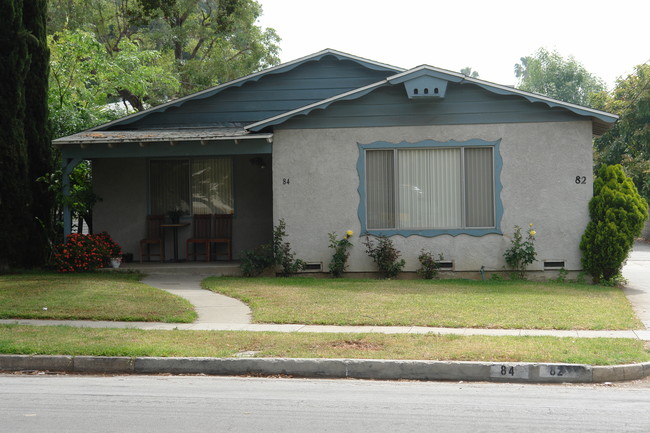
[0,0,30,271]
[0,0,52,270]
[23,0,53,267]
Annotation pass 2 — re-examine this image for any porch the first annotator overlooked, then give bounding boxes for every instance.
[116,260,243,276]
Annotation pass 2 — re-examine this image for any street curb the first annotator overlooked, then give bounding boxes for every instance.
[2,355,650,383]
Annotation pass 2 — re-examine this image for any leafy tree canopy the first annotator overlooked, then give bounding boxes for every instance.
[460,67,479,78]
[48,0,280,103]
[514,47,605,107]
[593,63,650,200]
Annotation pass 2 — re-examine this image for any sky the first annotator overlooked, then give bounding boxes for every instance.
[255,0,649,90]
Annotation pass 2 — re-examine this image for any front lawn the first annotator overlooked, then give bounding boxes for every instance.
[0,272,196,323]
[1,325,648,366]
[204,277,642,330]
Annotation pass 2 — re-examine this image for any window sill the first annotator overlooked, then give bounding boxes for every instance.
[363,228,502,238]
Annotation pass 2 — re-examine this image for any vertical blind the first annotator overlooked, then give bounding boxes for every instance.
[464,147,494,227]
[366,147,494,230]
[191,158,234,214]
[366,150,395,229]
[150,160,190,215]
[150,158,233,216]
[399,148,461,228]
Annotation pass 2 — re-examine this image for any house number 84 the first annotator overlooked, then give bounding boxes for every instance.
[283,178,290,185]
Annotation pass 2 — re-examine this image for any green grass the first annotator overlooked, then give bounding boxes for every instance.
[204,277,643,330]
[1,325,647,366]
[0,272,196,323]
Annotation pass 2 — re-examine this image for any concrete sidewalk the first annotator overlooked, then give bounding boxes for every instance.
[2,318,650,341]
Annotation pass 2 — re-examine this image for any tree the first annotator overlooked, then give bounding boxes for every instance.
[593,64,650,200]
[47,0,281,99]
[580,165,648,283]
[48,29,180,136]
[460,67,479,78]
[23,0,54,266]
[514,48,606,106]
[0,0,52,270]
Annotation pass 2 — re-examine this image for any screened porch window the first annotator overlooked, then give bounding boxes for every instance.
[149,158,234,215]
[366,147,495,230]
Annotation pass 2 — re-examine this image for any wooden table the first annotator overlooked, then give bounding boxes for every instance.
[160,223,189,262]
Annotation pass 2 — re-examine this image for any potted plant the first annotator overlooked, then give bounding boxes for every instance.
[167,208,185,224]
[96,232,123,268]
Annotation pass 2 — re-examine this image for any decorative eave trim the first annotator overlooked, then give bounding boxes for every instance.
[248,64,618,134]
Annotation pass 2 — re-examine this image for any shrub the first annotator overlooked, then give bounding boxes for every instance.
[272,219,306,277]
[417,249,444,279]
[239,244,273,277]
[53,233,121,272]
[503,224,537,280]
[580,164,648,283]
[363,236,405,279]
[239,219,305,277]
[328,230,354,277]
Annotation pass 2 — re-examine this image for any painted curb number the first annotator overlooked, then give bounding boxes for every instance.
[490,364,530,379]
[539,365,583,379]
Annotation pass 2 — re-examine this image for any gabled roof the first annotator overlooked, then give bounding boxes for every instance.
[88,49,404,132]
[246,65,618,136]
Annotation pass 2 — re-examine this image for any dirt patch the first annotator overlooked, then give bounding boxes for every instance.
[328,340,383,351]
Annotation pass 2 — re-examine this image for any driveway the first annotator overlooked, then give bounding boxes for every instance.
[623,240,650,329]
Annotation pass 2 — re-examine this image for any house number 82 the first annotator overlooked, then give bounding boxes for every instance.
[575,176,586,185]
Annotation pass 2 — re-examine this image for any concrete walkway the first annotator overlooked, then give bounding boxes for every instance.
[141,273,251,324]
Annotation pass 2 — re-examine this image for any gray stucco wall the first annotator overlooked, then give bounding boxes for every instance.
[92,155,272,261]
[272,121,594,274]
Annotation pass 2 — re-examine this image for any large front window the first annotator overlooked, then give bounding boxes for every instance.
[149,158,233,215]
[360,139,501,235]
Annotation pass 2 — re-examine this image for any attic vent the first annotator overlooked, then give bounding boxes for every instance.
[437,261,454,270]
[544,260,566,270]
[403,76,448,100]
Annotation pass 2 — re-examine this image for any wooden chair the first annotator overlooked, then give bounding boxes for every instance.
[209,214,233,261]
[139,215,165,263]
[186,214,211,261]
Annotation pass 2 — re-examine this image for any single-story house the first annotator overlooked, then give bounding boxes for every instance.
[54,49,618,277]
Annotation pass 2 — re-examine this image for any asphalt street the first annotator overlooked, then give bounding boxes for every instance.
[2,374,649,433]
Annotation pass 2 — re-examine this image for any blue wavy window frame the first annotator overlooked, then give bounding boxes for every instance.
[357,138,503,237]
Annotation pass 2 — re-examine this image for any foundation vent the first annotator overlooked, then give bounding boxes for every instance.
[543,260,566,270]
[302,262,323,272]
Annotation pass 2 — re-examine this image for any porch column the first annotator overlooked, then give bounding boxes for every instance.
[62,157,82,239]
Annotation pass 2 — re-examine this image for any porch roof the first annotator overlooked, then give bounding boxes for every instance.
[53,127,273,147]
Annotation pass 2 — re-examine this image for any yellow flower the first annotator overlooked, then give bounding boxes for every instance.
[346,230,354,238]
[529,223,533,227]
[529,230,536,236]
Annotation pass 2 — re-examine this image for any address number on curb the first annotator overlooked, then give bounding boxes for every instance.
[538,365,583,379]
[490,364,530,379]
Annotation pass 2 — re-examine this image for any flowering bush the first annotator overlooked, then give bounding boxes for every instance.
[363,235,405,279]
[53,232,122,272]
[503,224,537,279]
[417,249,444,279]
[328,230,354,278]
